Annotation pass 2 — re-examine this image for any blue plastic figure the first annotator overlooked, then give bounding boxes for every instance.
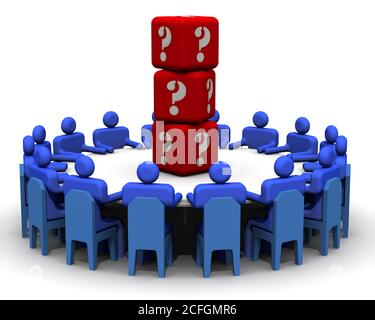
[63,156,125,257]
[141,113,155,149]
[265,117,318,159]
[93,111,143,152]
[187,161,247,208]
[291,125,338,162]
[122,162,182,207]
[208,111,231,149]
[54,117,107,159]
[229,111,279,152]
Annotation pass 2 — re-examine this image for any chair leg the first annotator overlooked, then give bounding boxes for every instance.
[87,242,98,271]
[251,236,261,261]
[271,241,281,271]
[21,207,28,238]
[29,225,37,249]
[232,249,241,276]
[109,236,118,261]
[203,250,212,278]
[128,249,137,276]
[342,206,349,238]
[333,225,341,249]
[294,239,303,265]
[40,227,49,256]
[156,250,166,278]
[320,228,329,256]
[66,239,75,265]
[225,250,233,265]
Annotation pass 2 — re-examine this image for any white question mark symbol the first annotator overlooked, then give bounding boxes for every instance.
[158,26,172,62]
[195,132,210,166]
[194,26,211,63]
[159,131,173,164]
[167,80,187,116]
[207,79,213,114]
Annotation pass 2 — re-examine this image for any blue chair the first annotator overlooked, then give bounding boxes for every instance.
[249,189,304,271]
[304,178,342,256]
[209,111,231,149]
[342,164,351,238]
[28,178,65,256]
[196,197,241,278]
[65,190,118,270]
[20,164,28,238]
[127,197,173,277]
[141,124,153,149]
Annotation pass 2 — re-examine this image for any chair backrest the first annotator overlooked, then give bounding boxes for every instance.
[203,197,240,250]
[322,178,342,227]
[128,197,165,250]
[123,183,176,207]
[193,183,247,208]
[287,132,318,154]
[27,177,47,227]
[308,164,341,194]
[53,132,85,154]
[273,190,304,241]
[64,175,108,204]
[20,164,26,203]
[345,164,351,194]
[336,155,347,180]
[65,189,96,242]
[93,126,129,149]
[243,127,279,149]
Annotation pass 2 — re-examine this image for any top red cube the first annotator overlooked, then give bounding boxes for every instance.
[152,16,219,71]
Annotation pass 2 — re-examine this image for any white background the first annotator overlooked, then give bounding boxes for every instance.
[0,0,374,300]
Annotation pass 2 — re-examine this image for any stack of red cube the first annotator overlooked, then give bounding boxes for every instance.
[151,16,219,176]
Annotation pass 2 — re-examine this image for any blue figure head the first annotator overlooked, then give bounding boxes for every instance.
[103,111,119,128]
[325,125,338,144]
[61,117,76,135]
[34,146,51,168]
[335,135,347,156]
[209,161,232,184]
[32,125,46,144]
[137,161,160,184]
[318,147,335,168]
[274,156,294,178]
[209,111,220,123]
[75,156,95,178]
[253,111,269,128]
[295,117,310,135]
[23,135,35,155]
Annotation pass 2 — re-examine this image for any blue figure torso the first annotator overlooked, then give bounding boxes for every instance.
[242,127,279,150]
[287,132,318,154]
[335,155,347,180]
[249,175,306,232]
[122,182,178,207]
[320,141,335,152]
[35,141,52,153]
[54,132,85,154]
[23,155,35,178]
[189,183,247,208]
[93,126,131,150]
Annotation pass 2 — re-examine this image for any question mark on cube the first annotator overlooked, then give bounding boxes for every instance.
[194,26,211,63]
[195,132,210,167]
[158,26,172,62]
[206,79,213,114]
[167,80,187,116]
[159,131,173,165]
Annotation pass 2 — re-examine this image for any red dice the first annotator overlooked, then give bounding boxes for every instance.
[154,70,216,123]
[152,16,219,71]
[153,121,219,176]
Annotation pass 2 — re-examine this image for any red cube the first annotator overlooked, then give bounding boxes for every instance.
[153,121,219,176]
[152,16,219,71]
[154,70,216,123]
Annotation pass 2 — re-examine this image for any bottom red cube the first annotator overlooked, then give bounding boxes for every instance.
[153,121,219,176]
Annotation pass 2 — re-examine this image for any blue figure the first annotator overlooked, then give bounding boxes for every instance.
[303,147,341,220]
[122,162,182,207]
[54,117,107,160]
[187,161,247,208]
[63,156,125,257]
[265,117,318,158]
[291,125,338,162]
[141,113,155,150]
[229,111,279,153]
[244,156,306,258]
[93,111,143,153]
[29,146,67,220]
[208,111,231,149]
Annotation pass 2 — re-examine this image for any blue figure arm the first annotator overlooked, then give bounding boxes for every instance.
[288,152,319,162]
[246,191,266,204]
[106,191,122,203]
[174,192,183,206]
[52,153,81,162]
[303,162,322,172]
[264,144,290,154]
[187,192,195,206]
[58,172,69,183]
[94,142,115,153]
[301,172,312,183]
[55,150,83,161]
[81,144,107,154]
[125,139,144,149]
[48,162,68,172]
[257,141,278,153]
[229,138,247,150]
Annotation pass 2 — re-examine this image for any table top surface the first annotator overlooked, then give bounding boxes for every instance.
[67,148,304,205]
